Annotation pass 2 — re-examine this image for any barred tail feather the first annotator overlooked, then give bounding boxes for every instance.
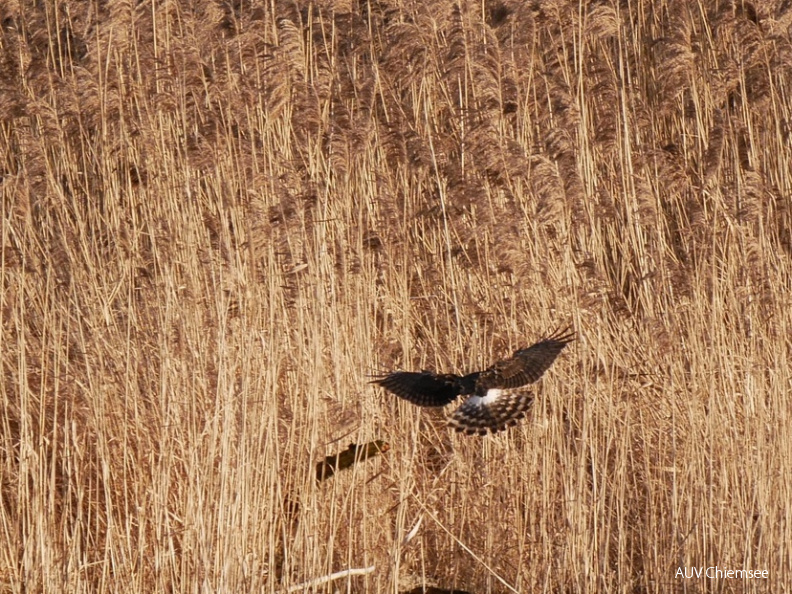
[449,389,534,435]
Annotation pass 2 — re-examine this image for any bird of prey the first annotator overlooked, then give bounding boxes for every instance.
[373,328,574,435]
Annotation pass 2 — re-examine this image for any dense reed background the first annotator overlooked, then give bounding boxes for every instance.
[2,0,791,592]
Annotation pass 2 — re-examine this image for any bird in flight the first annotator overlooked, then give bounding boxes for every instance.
[373,328,574,435]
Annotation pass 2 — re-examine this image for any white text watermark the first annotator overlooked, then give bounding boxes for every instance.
[676,567,768,579]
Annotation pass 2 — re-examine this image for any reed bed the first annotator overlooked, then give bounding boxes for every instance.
[2,0,791,592]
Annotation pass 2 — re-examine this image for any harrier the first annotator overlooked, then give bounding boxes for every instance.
[373,328,574,435]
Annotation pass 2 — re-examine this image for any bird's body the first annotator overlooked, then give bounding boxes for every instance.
[373,328,574,435]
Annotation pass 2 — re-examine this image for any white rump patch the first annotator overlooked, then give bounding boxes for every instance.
[476,388,503,406]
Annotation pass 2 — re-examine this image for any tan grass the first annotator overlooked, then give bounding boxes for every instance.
[2,0,792,592]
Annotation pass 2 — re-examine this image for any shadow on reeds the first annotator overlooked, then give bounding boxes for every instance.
[315,440,390,482]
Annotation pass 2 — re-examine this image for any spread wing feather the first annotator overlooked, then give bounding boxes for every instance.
[477,327,575,390]
[371,371,479,407]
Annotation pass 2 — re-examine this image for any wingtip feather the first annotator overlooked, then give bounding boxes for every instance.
[545,325,576,344]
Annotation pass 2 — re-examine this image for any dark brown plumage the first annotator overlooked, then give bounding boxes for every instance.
[373,327,574,435]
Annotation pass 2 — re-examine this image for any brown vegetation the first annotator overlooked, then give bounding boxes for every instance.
[2,0,791,591]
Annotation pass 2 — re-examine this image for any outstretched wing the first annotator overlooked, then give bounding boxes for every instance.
[372,371,479,407]
[477,327,575,390]
[449,389,534,435]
